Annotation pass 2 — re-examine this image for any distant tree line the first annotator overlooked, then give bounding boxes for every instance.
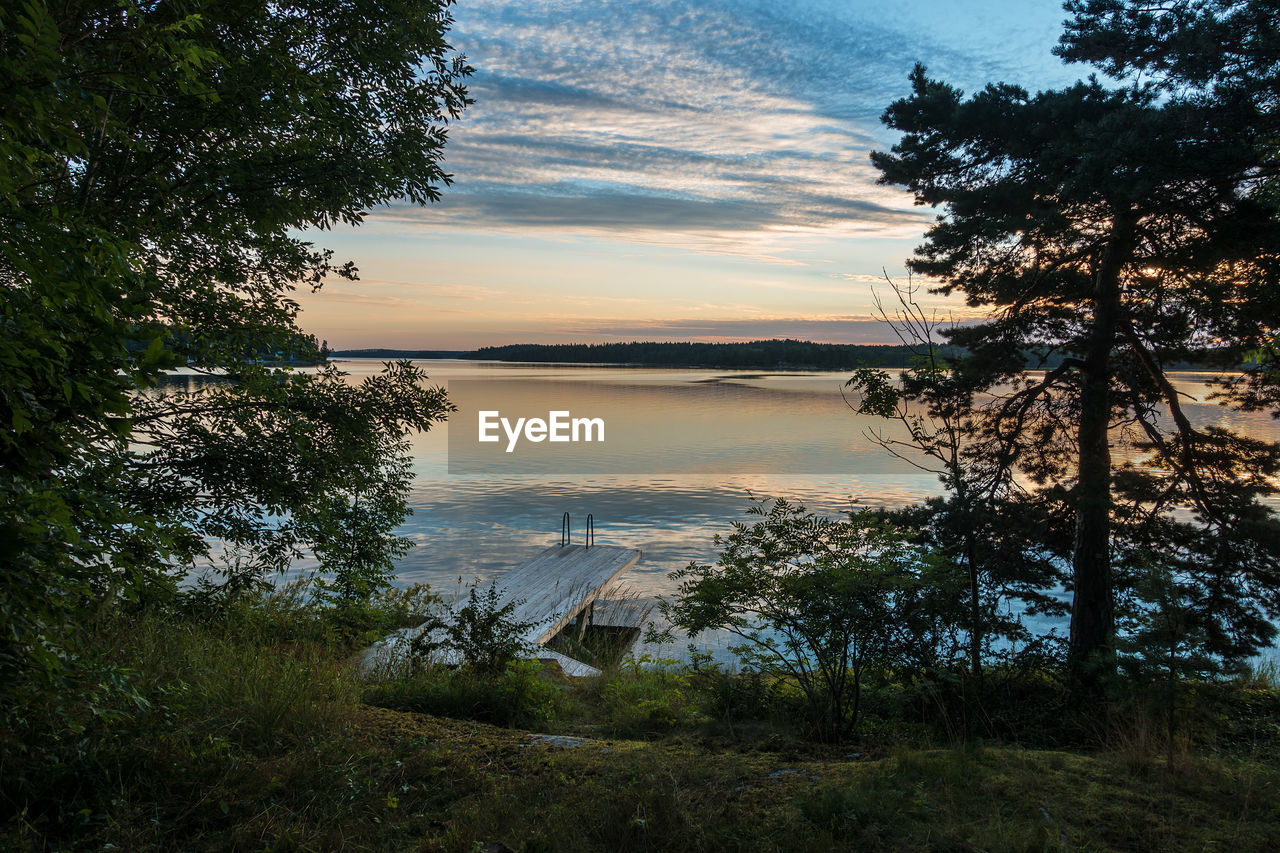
[463,340,956,369]
[337,339,1225,372]
[470,340,930,368]
[333,348,468,360]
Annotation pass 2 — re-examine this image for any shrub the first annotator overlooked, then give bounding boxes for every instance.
[662,499,956,741]
[597,655,703,735]
[365,661,564,729]
[410,583,537,674]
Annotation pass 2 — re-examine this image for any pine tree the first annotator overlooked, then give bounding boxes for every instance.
[872,42,1280,678]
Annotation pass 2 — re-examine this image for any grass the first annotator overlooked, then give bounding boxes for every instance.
[4,589,1279,851]
[30,706,1272,852]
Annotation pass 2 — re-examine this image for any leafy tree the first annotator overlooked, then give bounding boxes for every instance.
[128,361,451,606]
[872,17,1280,681]
[1,0,470,703]
[1059,1,1280,410]
[662,500,958,741]
[1058,0,1280,108]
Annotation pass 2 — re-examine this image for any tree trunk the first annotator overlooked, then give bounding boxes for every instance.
[965,531,983,681]
[954,482,982,681]
[1068,217,1132,678]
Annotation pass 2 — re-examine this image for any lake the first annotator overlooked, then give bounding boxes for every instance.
[320,358,1280,661]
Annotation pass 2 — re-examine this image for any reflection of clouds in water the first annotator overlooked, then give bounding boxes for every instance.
[392,473,941,661]
[394,473,941,594]
[316,360,1280,663]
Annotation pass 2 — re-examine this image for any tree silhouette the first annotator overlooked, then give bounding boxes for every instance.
[872,38,1280,680]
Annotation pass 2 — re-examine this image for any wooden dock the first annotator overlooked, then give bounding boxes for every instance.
[362,543,641,677]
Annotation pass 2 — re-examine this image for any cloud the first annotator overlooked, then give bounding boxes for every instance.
[383,186,927,233]
[386,0,1072,254]
[558,315,946,344]
[341,280,518,301]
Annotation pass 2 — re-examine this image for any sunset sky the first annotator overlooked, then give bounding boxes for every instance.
[298,0,1085,350]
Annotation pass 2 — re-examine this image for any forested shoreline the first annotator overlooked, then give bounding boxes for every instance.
[332,340,1220,371]
[334,340,934,368]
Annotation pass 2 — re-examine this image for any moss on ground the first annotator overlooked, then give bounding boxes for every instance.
[37,701,1268,852]
[6,600,1277,851]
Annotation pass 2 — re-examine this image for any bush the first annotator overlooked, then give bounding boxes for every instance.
[596,655,704,735]
[178,575,441,650]
[662,499,957,741]
[365,661,565,729]
[1,599,367,837]
[409,583,537,674]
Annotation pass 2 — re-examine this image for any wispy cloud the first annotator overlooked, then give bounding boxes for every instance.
[304,1,1076,347]
[561,315,951,345]
[342,279,522,302]
[384,0,1072,256]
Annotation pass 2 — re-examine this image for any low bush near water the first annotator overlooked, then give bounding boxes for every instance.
[365,660,568,729]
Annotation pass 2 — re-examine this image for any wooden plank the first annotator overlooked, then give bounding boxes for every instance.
[493,545,642,645]
[360,543,640,677]
[527,648,601,678]
[586,598,651,629]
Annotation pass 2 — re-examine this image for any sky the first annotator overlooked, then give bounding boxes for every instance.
[297,0,1090,350]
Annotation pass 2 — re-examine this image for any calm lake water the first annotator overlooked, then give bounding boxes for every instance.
[317,358,1280,661]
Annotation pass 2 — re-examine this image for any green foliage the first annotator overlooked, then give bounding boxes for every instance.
[366,660,566,729]
[872,4,1280,677]
[596,655,704,735]
[364,582,446,634]
[1,0,470,708]
[125,361,454,606]
[3,582,1279,848]
[179,576,443,653]
[663,499,959,741]
[1058,0,1280,110]
[1,588,376,836]
[847,281,1073,680]
[547,624,645,671]
[410,584,539,675]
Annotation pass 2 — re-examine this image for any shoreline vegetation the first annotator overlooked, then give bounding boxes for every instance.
[330,340,1219,372]
[5,581,1276,852]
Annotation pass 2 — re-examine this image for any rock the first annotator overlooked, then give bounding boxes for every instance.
[523,733,594,748]
[767,768,820,782]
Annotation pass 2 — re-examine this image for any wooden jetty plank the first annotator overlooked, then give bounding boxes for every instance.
[528,648,601,678]
[585,598,651,629]
[493,544,641,645]
[360,543,640,677]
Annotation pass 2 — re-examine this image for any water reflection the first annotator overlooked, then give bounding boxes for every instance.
[304,360,1280,662]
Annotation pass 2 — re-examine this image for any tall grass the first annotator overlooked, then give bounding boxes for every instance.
[1,583,385,843]
[1244,657,1280,690]
[364,660,570,729]
[5,581,1280,851]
